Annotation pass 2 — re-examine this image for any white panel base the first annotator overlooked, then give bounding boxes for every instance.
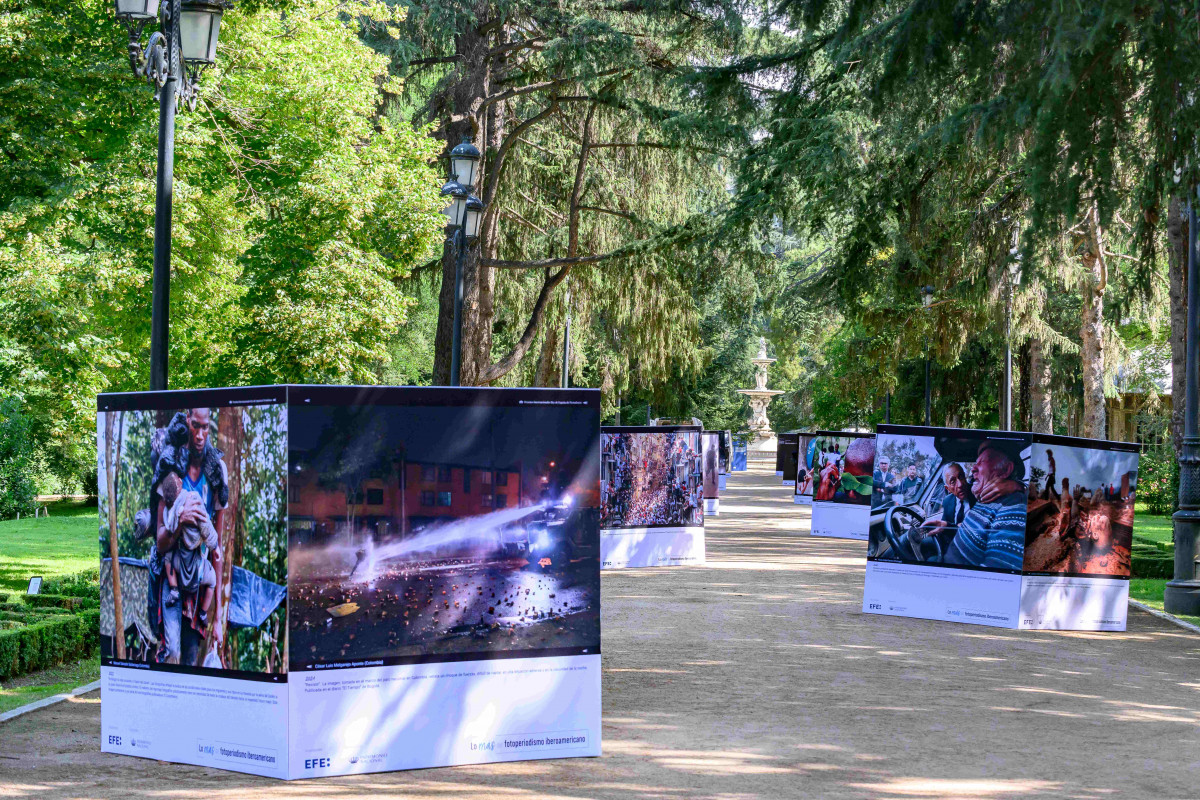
[775,471,783,477]
[794,495,811,505]
[718,475,727,490]
[703,498,719,515]
[1019,575,1129,631]
[289,654,600,778]
[600,527,705,569]
[863,562,1021,629]
[100,667,289,779]
[782,480,794,487]
[810,502,870,540]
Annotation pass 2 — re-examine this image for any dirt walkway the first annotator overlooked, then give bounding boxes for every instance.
[4,465,1200,798]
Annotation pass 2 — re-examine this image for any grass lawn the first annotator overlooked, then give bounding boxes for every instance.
[0,499,97,592]
[1129,579,1200,629]
[0,649,99,715]
[1133,508,1174,546]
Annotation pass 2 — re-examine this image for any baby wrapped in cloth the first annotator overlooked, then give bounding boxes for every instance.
[160,471,222,625]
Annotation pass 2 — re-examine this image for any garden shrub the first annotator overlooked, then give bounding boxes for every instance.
[25,593,91,611]
[0,609,100,680]
[0,397,38,519]
[1139,444,1180,516]
[41,569,101,600]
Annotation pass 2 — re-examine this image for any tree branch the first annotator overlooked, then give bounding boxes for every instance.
[482,70,621,109]
[482,251,626,270]
[477,267,572,384]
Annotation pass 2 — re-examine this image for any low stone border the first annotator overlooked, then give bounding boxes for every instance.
[0,679,100,725]
[1130,600,1200,635]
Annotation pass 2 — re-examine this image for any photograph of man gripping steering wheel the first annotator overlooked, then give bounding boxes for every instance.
[866,426,1030,575]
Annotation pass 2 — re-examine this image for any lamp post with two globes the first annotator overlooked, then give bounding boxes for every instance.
[113,0,229,391]
[440,139,485,386]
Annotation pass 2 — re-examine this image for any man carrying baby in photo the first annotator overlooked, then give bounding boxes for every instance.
[152,407,228,666]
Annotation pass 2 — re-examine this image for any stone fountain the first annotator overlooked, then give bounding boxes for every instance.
[737,337,784,457]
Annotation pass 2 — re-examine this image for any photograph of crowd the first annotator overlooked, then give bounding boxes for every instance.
[98,391,289,677]
[867,426,1030,574]
[794,434,816,501]
[600,427,703,529]
[285,388,600,669]
[812,432,876,506]
[1022,438,1140,577]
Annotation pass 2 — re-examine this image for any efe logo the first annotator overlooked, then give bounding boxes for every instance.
[305,757,332,770]
[107,735,121,746]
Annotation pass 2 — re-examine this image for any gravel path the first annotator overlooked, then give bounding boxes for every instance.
[3,464,1199,798]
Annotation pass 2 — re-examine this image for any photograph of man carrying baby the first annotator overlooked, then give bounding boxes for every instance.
[98,398,288,676]
[1022,438,1140,578]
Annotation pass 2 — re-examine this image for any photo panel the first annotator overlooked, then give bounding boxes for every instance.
[809,431,875,539]
[793,433,816,505]
[1019,433,1140,630]
[863,425,1032,628]
[702,431,721,515]
[775,432,794,476]
[286,386,602,778]
[98,386,291,778]
[286,386,600,670]
[98,388,290,679]
[718,430,731,490]
[599,426,705,568]
[780,432,801,487]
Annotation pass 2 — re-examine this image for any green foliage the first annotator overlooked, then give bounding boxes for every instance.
[40,570,100,600]
[24,593,94,611]
[0,0,443,489]
[0,608,99,681]
[1138,444,1180,516]
[0,397,38,518]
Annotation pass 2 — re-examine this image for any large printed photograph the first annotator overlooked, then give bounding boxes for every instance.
[97,391,289,678]
[286,388,600,669]
[702,432,720,500]
[794,433,816,501]
[1023,437,1139,577]
[600,427,703,529]
[812,432,875,506]
[867,426,1031,574]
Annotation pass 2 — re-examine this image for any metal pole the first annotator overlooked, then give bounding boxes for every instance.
[924,350,932,426]
[617,392,621,425]
[885,392,891,424]
[1004,291,1013,430]
[450,228,465,386]
[149,59,176,391]
[1166,192,1200,615]
[561,284,571,388]
[647,404,651,425]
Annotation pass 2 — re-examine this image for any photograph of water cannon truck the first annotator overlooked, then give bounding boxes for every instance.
[285,388,601,669]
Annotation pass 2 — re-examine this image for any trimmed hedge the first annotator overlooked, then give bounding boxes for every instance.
[42,570,101,601]
[0,602,68,615]
[25,593,96,611]
[0,592,8,603]
[0,609,100,680]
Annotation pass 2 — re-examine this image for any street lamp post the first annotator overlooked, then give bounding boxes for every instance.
[114,0,229,391]
[441,138,484,387]
[921,285,935,425]
[1003,238,1022,430]
[1165,194,1200,616]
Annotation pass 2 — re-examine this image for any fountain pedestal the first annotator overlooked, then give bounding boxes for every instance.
[737,339,784,459]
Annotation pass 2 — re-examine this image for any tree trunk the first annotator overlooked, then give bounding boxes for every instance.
[206,408,242,665]
[1029,337,1054,433]
[1022,340,1032,434]
[434,10,492,385]
[1079,205,1108,440]
[1167,194,1188,454]
[105,412,125,660]
[534,327,560,387]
